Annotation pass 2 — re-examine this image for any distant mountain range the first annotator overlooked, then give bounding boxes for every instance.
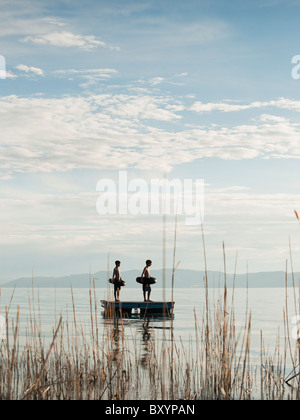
[0,269,299,289]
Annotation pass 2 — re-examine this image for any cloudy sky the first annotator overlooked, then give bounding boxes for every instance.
[1,0,300,282]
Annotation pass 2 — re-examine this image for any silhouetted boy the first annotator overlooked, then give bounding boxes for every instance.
[141,260,152,302]
[113,260,122,301]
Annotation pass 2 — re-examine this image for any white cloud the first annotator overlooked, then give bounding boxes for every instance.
[0,4,71,38]
[15,64,44,76]
[149,77,166,86]
[21,31,120,51]
[41,17,67,27]
[100,94,184,121]
[259,114,289,123]
[175,72,188,77]
[1,180,300,276]
[190,101,252,113]
[190,98,300,114]
[141,72,189,88]
[1,94,300,179]
[55,69,118,77]
[5,70,18,79]
[0,93,184,177]
[54,68,118,87]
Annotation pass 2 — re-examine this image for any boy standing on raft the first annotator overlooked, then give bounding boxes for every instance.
[112,260,122,301]
[141,260,152,302]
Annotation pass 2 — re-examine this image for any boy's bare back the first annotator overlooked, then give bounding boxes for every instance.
[113,266,121,281]
[142,266,150,279]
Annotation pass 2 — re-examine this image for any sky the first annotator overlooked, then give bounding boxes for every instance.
[1,0,300,282]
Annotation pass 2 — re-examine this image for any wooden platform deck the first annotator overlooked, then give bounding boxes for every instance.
[101,300,175,316]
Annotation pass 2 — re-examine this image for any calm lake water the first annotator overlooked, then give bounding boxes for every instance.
[0,286,298,361]
[1,285,299,399]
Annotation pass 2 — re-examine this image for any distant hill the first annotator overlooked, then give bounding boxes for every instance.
[1,269,298,289]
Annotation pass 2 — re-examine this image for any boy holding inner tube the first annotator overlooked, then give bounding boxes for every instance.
[141,260,152,302]
[113,260,122,301]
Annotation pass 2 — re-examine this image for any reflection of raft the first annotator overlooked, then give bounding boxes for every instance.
[109,278,126,287]
[136,277,157,285]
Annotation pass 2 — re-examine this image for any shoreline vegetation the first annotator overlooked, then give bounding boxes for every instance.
[1,214,300,400]
[0,272,299,400]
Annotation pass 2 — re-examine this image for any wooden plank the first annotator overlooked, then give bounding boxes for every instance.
[101,300,174,307]
[100,300,175,314]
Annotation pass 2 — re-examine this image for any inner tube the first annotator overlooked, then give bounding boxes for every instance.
[136,277,157,285]
[109,278,126,287]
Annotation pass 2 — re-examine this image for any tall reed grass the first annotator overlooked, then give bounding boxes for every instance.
[0,214,300,400]
[0,270,299,400]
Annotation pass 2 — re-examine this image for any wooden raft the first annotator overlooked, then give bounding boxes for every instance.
[101,300,175,316]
